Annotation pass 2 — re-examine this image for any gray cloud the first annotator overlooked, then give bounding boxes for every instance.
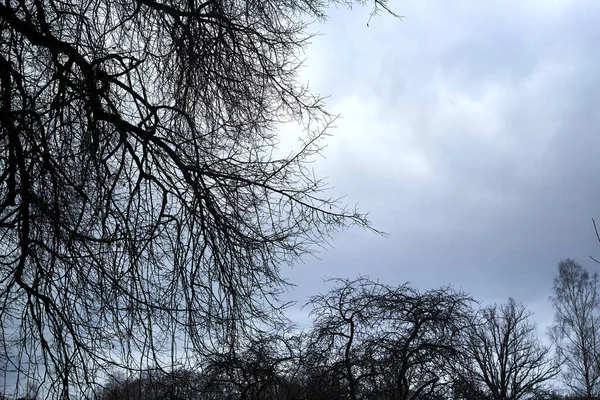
[282,0,600,334]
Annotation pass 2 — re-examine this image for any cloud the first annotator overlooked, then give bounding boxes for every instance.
[282,0,600,337]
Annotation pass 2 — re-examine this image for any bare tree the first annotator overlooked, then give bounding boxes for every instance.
[550,259,600,399]
[462,298,559,400]
[0,0,395,396]
[305,277,473,400]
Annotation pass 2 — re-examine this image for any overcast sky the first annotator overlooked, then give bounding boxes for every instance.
[281,0,600,335]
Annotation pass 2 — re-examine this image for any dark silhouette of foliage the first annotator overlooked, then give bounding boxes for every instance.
[96,332,305,400]
[0,0,395,396]
[98,368,204,400]
[199,331,304,400]
[450,373,492,400]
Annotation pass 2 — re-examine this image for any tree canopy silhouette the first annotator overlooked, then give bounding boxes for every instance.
[305,277,473,400]
[0,0,393,396]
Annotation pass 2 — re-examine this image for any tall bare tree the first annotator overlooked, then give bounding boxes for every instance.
[462,298,559,400]
[0,0,394,396]
[550,259,600,398]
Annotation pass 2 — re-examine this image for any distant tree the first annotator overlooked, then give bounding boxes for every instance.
[305,277,473,400]
[0,0,394,396]
[462,298,559,400]
[450,366,492,400]
[550,259,600,398]
[98,368,204,400]
[521,389,567,400]
[200,331,304,400]
[97,333,305,400]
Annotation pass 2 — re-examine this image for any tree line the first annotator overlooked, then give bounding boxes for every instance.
[54,259,600,399]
